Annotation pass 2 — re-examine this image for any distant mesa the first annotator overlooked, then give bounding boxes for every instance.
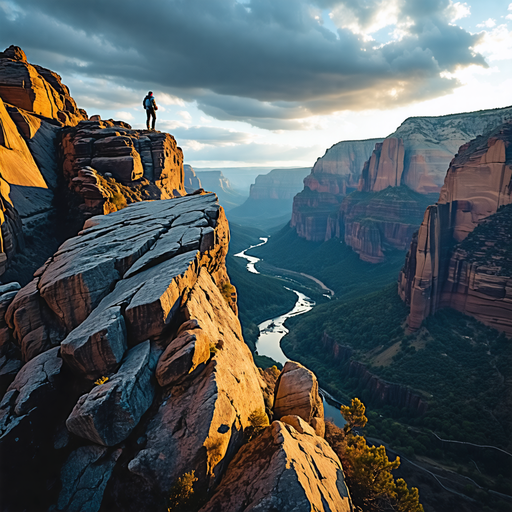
[229,167,311,230]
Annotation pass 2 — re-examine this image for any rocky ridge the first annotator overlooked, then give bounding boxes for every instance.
[399,122,512,335]
[0,193,353,511]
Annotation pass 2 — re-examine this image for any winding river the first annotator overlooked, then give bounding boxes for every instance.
[235,238,346,428]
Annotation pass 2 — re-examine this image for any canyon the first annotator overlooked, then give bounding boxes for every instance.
[0,46,355,512]
[229,167,311,229]
[291,107,512,263]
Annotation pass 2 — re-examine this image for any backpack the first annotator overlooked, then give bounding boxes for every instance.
[144,96,153,109]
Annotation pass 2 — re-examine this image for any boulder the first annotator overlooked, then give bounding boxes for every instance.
[66,341,157,446]
[199,420,353,512]
[155,327,210,387]
[60,306,127,379]
[0,347,62,435]
[56,445,122,512]
[273,361,325,437]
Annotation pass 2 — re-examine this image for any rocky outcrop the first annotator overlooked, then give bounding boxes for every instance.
[200,419,353,512]
[0,194,270,512]
[184,163,202,193]
[0,46,187,282]
[273,361,325,437]
[61,119,185,211]
[291,139,381,241]
[0,45,87,126]
[399,122,512,334]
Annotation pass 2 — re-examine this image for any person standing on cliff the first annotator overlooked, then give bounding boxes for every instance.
[143,91,158,131]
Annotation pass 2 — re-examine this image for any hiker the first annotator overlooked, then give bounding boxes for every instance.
[143,91,158,130]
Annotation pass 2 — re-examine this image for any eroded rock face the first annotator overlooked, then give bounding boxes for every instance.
[66,341,157,446]
[291,106,512,257]
[291,139,381,242]
[399,122,512,334]
[60,119,185,209]
[273,361,325,437]
[200,420,353,512]
[5,193,226,368]
[125,268,265,501]
[0,46,87,126]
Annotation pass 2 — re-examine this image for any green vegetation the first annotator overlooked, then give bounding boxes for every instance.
[282,285,512,493]
[327,399,424,512]
[167,471,198,512]
[245,408,270,441]
[458,203,512,275]
[250,224,406,298]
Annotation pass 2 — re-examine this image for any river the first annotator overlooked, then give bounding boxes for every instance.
[235,238,346,428]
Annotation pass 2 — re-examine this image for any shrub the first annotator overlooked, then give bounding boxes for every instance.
[167,471,198,512]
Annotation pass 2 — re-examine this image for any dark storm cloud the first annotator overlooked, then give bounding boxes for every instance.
[0,0,487,127]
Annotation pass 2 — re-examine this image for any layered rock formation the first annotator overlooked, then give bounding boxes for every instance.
[0,195,354,511]
[399,122,512,335]
[291,106,512,262]
[330,187,437,263]
[291,139,382,241]
[61,118,185,214]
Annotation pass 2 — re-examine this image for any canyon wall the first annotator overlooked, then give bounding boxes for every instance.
[399,122,512,335]
[184,164,202,193]
[229,166,311,228]
[291,106,512,263]
[195,170,245,210]
[291,138,382,241]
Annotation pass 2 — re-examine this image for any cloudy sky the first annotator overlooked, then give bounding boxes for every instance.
[1,0,511,168]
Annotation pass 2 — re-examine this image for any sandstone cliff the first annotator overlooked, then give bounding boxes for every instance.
[359,107,512,195]
[0,194,354,512]
[399,122,512,335]
[291,106,512,263]
[291,139,382,241]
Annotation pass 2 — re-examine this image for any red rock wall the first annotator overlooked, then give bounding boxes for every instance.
[399,122,512,335]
